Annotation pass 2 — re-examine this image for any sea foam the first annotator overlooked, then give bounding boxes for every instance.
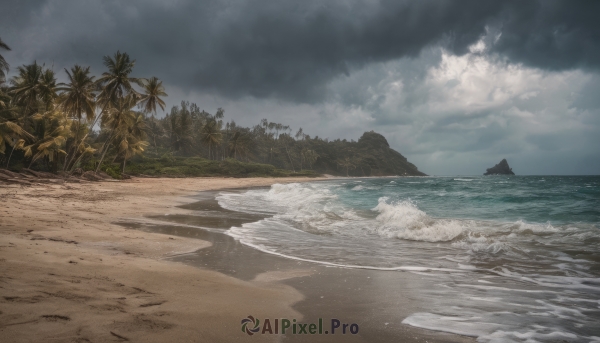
[372,197,464,242]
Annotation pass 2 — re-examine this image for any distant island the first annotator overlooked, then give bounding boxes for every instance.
[484,159,515,175]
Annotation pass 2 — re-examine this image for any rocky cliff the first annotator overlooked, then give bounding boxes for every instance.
[484,159,515,175]
[311,131,426,176]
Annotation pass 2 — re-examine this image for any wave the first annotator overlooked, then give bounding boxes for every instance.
[217,183,337,215]
[372,197,465,242]
[221,184,593,248]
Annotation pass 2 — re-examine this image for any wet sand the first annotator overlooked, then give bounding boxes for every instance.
[121,189,475,343]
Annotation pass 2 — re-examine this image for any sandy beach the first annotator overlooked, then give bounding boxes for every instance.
[0,177,472,342]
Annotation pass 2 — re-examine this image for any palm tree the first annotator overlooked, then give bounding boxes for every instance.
[0,108,31,166]
[0,83,31,167]
[7,63,58,168]
[96,51,142,109]
[95,94,137,172]
[302,148,319,170]
[23,107,72,171]
[138,77,167,114]
[9,62,48,115]
[336,157,356,177]
[162,103,194,153]
[228,130,244,159]
[114,112,148,173]
[59,65,96,121]
[201,118,222,160]
[39,68,58,109]
[58,65,96,170]
[95,51,142,171]
[145,115,165,151]
[233,130,253,161]
[0,37,10,83]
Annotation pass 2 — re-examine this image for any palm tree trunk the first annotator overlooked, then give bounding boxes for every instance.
[95,109,123,173]
[95,130,116,173]
[6,146,15,168]
[64,117,81,171]
[284,145,295,172]
[68,102,107,172]
[122,158,127,173]
[70,151,86,171]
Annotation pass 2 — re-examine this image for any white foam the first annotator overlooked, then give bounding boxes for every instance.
[372,198,465,242]
[402,312,498,337]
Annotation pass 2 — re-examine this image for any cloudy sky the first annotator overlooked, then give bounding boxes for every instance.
[1,0,599,175]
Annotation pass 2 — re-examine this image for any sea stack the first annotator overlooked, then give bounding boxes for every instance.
[484,159,515,175]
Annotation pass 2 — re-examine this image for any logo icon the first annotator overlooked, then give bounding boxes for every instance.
[241,316,261,335]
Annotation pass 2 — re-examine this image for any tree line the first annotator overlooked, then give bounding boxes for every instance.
[0,38,167,173]
[1,37,424,177]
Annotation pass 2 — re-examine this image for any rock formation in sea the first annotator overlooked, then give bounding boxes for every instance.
[484,159,515,175]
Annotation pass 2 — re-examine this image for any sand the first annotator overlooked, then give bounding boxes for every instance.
[0,177,324,342]
[0,177,473,343]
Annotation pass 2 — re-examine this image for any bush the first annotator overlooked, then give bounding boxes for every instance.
[124,156,321,178]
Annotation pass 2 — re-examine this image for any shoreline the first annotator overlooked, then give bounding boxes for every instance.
[0,177,472,342]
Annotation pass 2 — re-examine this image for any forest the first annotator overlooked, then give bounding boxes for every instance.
[0,38,424,178]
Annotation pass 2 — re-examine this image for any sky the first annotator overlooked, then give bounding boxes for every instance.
[1,0,599,175]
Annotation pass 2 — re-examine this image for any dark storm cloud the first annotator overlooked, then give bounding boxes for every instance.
[490,1,600,71]
[4,0,597,103]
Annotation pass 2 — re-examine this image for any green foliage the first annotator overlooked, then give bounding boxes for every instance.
[125,156,319,178]
[102,163,123,179]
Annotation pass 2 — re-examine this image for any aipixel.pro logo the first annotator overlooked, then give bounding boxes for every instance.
[241,316,359,336]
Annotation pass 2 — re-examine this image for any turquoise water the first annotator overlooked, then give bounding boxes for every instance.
[336,176,600,225]
[217,176,600,342]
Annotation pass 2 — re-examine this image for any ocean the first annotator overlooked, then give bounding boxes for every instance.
[216,176,600,343]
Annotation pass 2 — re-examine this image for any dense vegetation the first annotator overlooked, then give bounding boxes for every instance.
[0,38,424,178]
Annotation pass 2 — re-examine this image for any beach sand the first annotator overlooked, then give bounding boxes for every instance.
[0,177,473,342]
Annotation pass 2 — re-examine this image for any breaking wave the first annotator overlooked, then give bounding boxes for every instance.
[372,198,465,242]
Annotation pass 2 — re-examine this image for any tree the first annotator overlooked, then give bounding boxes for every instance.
[59,65,96,122]
[95,94,137,172]
[10,62,57,115]
[95,51,142,171]
[138,77,167,115]
[336,156,356,177]
[145,115,165,150]
[0,106,30,166]
[162,103,194,153]
[7,63,58,168]
[114,112,148,173]
[96,51,142,109]
[58,65,96,171]
[201,117,222,160]
[302,148,319,170]
[23,107,72,172]
[228,130,251,160]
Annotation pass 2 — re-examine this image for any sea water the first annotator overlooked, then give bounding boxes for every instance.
[216,176,600,342]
